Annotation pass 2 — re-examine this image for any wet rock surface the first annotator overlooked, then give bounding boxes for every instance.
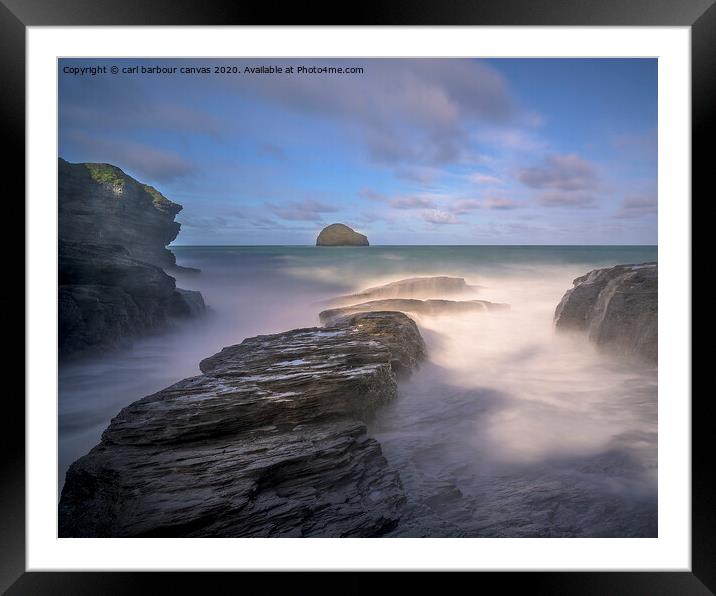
[554,263,657,363]
[320,298,509,323]
[59,312,426,537]
[330,276,477,306]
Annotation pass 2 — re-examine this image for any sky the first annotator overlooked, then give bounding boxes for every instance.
[58,58,657,245]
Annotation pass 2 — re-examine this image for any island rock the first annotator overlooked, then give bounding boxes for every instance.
[316,223,369,246]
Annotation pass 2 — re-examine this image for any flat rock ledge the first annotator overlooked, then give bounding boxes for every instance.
[320,298,509,323]
[59,311,426,537]
[554,263,657,364]
[329,276,478,307]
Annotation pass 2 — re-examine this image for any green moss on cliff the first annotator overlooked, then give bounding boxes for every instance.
[141,184,174,208]
[84,163,126,188]
[73,160,180,212]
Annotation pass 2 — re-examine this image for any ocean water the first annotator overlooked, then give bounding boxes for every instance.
[58,245,658,536]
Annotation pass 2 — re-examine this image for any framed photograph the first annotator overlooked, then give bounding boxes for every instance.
[5,0,706,592]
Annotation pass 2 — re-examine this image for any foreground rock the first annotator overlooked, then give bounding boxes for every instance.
[330,276,476,306]
[58,158,205,357]
[59,311,426,537]
[554,263,657,363]
[316,223,369,246]
[320,298,509,323]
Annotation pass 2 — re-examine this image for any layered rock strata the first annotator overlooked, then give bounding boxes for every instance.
[59,311,426,537]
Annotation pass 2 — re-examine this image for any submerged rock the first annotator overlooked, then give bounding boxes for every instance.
[331,276,476,306]
[554,263,657,363]
[316,223,369,246]
[320,298,509,323]
[59,311,426,537]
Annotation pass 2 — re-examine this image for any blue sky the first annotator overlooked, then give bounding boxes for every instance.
[59,58,657,245]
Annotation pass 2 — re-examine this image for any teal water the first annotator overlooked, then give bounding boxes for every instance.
[171,244,657,278]
[59,245,657,536]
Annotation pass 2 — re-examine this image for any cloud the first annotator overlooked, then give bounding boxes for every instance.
[422,209,460,225]
[357,211,395,224]
[66,131,198,183]
[615,196,657,218]
[179,214,234,232]
[450,197,520,213]
[60,74,225,139]
[390,196,437,210]
[478,128,547,154]
[469,173,502,185]
[249,216,280,228]
[267,199,339,221]
[536,191,596,208]
[484,197,520,210]
[613,130,657,162]
[518,154,597,191]
[394,166,443,184]
[233,59,517,168]
[451,199,482,214]
[359,188,386,202]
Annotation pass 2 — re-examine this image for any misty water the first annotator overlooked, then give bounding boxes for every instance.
[58,245,658,537]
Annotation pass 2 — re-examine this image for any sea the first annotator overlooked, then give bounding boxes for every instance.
[58,245,658,536]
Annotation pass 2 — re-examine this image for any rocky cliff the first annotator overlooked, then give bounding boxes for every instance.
[58,158,205,358]
[59,311,425,537]
[59,158,182,269]
[554,263,657,363]
[316,223,369,246]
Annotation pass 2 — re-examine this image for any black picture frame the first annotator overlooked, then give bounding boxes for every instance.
[3,1,706,593]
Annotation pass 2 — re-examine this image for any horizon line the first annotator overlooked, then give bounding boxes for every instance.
[170,243,658,248]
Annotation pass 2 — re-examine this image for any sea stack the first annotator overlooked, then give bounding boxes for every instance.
[316,223,369,246]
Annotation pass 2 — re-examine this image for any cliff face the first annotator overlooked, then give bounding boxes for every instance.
[554,263,657,364]
[58,158,205,358]
[59,312,425,537]
[59,158,181,269]
[316,223,369,246]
